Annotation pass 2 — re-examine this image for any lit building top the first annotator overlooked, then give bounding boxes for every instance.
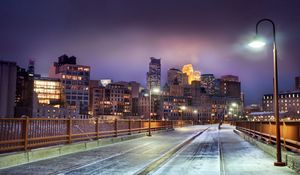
[182,64,201,84]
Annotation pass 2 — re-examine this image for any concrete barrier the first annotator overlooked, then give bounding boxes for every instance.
[234,129,300,174]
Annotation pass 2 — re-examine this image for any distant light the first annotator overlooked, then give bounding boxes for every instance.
[231,103,238,107]
[248,40,266,48]
[193,110,198,114]
[152,88,160,94]
[144,93,149,97]
[180,106,186,110]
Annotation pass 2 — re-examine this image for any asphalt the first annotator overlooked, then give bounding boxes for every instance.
[0,124,297,175]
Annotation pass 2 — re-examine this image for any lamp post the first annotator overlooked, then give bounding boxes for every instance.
[230,102,238,121]
[193,110,198,124]
[179,106,186,127]
[147,87,160,136]
[248,18,285,166]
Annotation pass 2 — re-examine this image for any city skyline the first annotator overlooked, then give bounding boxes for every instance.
[1,1,300,105]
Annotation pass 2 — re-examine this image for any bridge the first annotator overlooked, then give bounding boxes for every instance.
[0,118,299,175]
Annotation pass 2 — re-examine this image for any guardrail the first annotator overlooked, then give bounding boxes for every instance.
[0,118,194,153]
[235,121,300,153]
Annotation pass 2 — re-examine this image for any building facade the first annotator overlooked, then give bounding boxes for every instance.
[167,68,187,85]
[49,55,90,115]
[0,61,17,118]
[262,91,300,117]
[201,74,216,95]
[33,77,61,107]
[220,75,241,98]
[15,66,34,117]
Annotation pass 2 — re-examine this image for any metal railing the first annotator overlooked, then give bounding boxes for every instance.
[235,121,300,153]
[0,118,194,153]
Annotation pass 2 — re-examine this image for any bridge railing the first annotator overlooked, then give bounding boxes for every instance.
[234,121,300,153]
[0,118,194,153]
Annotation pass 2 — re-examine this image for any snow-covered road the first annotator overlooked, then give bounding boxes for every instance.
[0,124,297,175]
[152,125,296,175]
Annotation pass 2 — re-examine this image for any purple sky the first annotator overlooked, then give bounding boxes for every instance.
[0,0,300,105]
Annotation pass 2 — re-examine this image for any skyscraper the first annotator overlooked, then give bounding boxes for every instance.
[147,57,161,90]
[182,64,201,84]
[201,74,216,95]
[0,61,17,118]
[49,55,90,115]
[295,76,300,90]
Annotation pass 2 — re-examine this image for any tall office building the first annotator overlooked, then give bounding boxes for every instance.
[49,55,90,115]
[147,57,161,90]
[201,74,216,95]
[296,76,300,90]
[0,61,17,118]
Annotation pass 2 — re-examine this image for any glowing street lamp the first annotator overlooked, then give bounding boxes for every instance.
[179,106,186,127]
[193,110,198,124]
[248,18,285,166]
[248,38,266,48]
[231,102,238,107]
[147,87,160,137]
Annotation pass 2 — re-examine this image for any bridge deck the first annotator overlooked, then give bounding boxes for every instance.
[0,125,297,175]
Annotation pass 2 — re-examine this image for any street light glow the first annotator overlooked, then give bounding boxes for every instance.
[231,103,238,107]
[193,110,198,114]
[152,88,160,94]
[248,39,266,48]
[180,106,186,110]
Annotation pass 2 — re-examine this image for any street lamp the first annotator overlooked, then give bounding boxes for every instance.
[231,102,238,108]
[248,18,285,166]
[193,110,198,124]
[147,87,160,136]
[179,106,186,127]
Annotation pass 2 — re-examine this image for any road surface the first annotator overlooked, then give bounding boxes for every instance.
[152,125,297,175]
[0,124,297,175]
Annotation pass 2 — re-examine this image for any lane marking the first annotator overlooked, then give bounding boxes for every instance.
[218,126,226,175]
